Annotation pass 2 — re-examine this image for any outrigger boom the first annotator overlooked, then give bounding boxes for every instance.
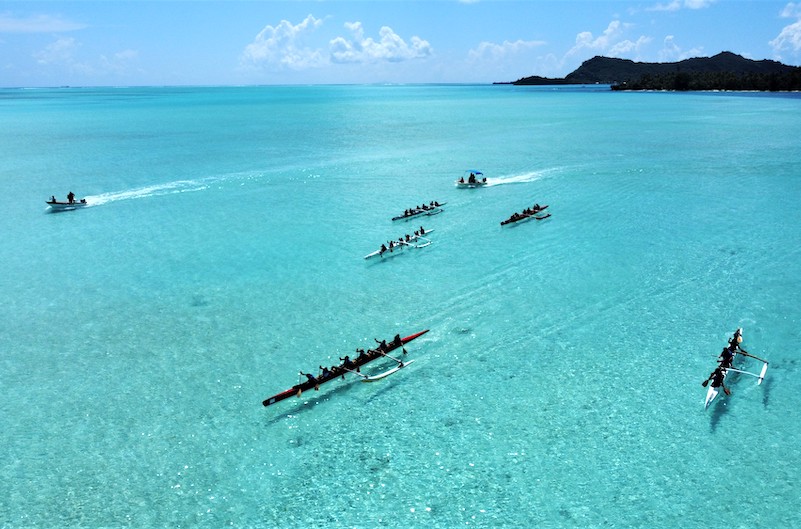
[262,329,429,407]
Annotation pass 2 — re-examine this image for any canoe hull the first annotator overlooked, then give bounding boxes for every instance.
[262,329,429,407]
[47,200,87,211]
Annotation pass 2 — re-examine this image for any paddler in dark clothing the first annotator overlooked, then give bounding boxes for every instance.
[319,365,332,379]
[375,338,388,351]
[718,346,735,369]
[355,348,368,361]
[392,334,402,346]
[299,371,320,390]
[728,332,745,353]
[702,366,731,394]
[339,355,358,374]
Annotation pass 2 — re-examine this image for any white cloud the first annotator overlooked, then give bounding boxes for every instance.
[329,22,432,64]
[0,13,86,33]
[658,35,704,61]
[468,39,545,62]
[647,0,715,12]
[33,37,79,65]
[241,14,326,70]
[567,20,651,59]
[780,2,801,18]
[99,49,140,75]
[771,2,801,55]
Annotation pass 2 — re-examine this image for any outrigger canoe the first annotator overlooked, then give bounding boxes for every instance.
[363,230,433,259]
[704,327,769,409]
[262,329,429,407]
[392,203,445,222]
[500,205,550,226]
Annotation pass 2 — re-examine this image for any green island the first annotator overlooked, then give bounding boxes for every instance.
[501,51,801,91]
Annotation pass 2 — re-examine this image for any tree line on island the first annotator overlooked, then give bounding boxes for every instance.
[499,51,801,91]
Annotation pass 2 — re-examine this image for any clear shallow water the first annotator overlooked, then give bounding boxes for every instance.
[1,85,800,528]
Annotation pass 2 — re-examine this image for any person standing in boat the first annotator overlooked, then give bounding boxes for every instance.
[67,191,75,204]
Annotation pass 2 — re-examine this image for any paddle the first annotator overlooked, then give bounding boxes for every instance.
[344,368,368,379]
[377,349,404,366]
[737,350,768,364]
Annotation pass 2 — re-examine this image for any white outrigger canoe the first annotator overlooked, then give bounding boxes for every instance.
[363,230,433,260]
[704,327,769,409]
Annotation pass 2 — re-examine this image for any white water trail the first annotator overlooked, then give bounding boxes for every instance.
[82,171,264,207]
[484,167,565,187]
[84,180,209,207]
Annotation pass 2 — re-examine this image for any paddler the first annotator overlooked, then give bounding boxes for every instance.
[318,365,332,379]
[702,366,731,395]
[718,346,735,369]
[340,355,357,373]
[299,371,320,390]
[728,332,745,353]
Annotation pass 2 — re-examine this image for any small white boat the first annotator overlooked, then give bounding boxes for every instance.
[455,170,487,188]
[46,197,88,211]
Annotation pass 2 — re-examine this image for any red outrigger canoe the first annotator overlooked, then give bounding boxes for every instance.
[262,329,429,407]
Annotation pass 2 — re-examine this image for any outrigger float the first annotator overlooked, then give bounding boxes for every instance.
[702,327,769,409]
[262,329,429,407]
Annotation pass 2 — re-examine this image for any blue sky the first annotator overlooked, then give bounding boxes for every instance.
[1,1,800,87]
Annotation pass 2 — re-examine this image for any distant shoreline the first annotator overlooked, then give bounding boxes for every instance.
[503,51,801,92]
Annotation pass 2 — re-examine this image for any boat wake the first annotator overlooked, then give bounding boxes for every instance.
[484,168,563,187]
[83,179,210,207]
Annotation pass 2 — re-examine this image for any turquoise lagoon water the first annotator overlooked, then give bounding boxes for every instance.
[1,85,800,528]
